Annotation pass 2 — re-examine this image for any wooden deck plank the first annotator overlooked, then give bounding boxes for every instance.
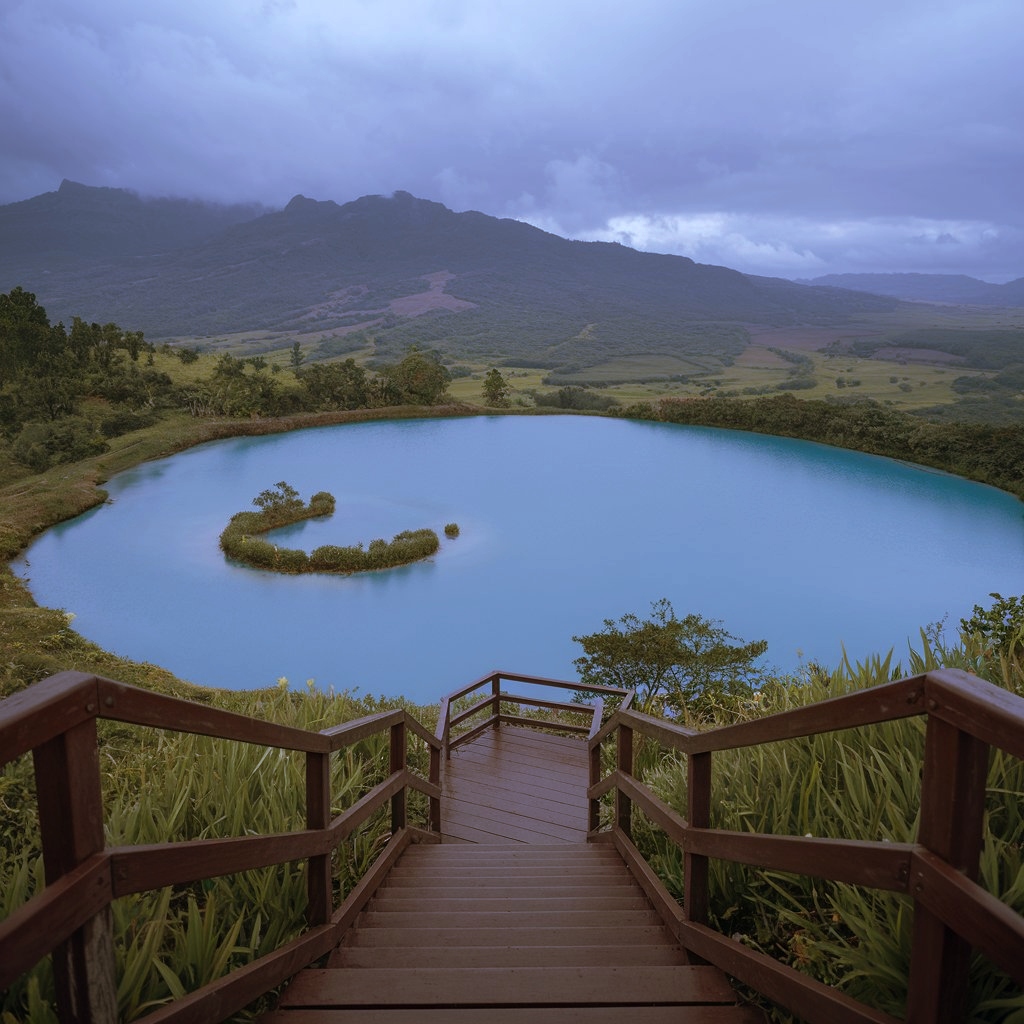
[449,746,588,784]
[280,965,740,1007]
[344,925,679,947]
[440,727,592,843]
[368,895,651,912]
[359,909,662,929]
[372,883,643,900]
[264,1007,765,1023]
[444,775,588,814]
[328,944,690,969]
[440,797,586,842]
[402,843,618,861]
[383,865,630,883]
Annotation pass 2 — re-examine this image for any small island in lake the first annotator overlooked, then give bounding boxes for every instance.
[220,481,454,574]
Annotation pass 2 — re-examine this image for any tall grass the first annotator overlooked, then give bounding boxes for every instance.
[630,638,1024,1022]
[1,682,435,1023]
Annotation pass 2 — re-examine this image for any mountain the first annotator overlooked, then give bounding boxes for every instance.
[799,272,1024,307]
[0,183,906,369]
[0,179,268,275]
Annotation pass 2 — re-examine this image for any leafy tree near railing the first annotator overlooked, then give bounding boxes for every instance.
[573,598,767,717]
[961,592,1024,664]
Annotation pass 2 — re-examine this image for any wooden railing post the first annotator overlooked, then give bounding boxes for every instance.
[588,737,602,833]
[390,720,407,833]
[33,717,117,1024]
[685,750,711,928]
[491,675,501,730]
[429,741,442,834]
[305,751,332,928]
[906,714,989,1023]
[616,724,633,840]
[437,696,452,760]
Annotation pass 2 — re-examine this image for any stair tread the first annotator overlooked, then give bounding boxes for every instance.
[345,925,677,947]
[280,965,741,1008]
[328,944,690,969]
[359,909,661,928]
[264,1008,764,1023]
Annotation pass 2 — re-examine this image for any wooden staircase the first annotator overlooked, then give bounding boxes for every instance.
[266,843,762,1022]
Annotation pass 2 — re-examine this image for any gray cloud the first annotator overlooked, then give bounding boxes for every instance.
[0,0,1021,279]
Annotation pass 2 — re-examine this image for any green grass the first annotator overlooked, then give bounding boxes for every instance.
[623,637,1024,1023]
[1,681,437,1022]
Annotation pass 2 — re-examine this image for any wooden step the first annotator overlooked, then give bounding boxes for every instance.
[328,944,690,969]
[367,894,652,912]
[401,843,618,860]
[369,882,642,899]
[385,863,631,879]
[279,965,740,1008]
[344,925,678,947]
[358,908,662,929]
[265,1009,764,1023]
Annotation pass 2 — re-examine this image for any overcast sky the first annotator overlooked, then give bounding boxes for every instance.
[1,0,1021,280]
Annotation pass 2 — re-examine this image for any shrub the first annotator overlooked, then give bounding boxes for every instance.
[308,491,336,516]
[444,523,460,538]
[309,544,364,572]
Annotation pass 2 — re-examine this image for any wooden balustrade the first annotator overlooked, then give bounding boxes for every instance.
[0,671,442,1024]
[434,669,632,758]
[587,667,1024,1024]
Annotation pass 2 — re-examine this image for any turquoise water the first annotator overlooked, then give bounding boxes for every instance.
[14,415,1024,703]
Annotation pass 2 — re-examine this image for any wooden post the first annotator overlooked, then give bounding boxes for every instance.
[685,750,711,928]
[616,724,633,840]
[429,742,441,834]
[906,715,989,1023]
[305,751,332,928]
[33,717,117,1024]
[390,721,407,834]
[589,738,602,834]
[491,676,501,730]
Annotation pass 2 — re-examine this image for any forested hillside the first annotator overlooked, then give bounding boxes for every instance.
[1,184,901,370]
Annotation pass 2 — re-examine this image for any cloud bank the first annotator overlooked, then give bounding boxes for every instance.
[1,0,1021,279]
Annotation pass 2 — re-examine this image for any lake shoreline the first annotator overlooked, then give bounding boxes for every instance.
[2,400,1021,700]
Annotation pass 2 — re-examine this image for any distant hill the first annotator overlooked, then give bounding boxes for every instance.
[0,183,906,371]
[0,179,268,273]
[799,272,1024,307]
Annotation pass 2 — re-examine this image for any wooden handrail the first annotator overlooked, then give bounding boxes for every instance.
[436,670,633,758]
[0,673,442,1023]
[587,669,1024,1023]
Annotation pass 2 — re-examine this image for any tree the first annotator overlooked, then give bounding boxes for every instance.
[572,598,767,717]
[377,347,451,405]
[253,481,304,517]
[482,368,511,407]
[300,360,368,410]
[290,342,305,373]
[960,592,1024,661]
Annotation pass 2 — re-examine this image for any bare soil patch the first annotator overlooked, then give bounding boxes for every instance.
[389,271,477,317]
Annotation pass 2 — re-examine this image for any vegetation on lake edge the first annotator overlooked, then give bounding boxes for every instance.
[616,393,1024,502]
[220,480,449,575]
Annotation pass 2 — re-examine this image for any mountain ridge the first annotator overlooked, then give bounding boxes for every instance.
[0,182,937,371]
[799,271,1024,306]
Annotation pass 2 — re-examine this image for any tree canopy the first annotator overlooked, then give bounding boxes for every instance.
[572,598,767,717]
